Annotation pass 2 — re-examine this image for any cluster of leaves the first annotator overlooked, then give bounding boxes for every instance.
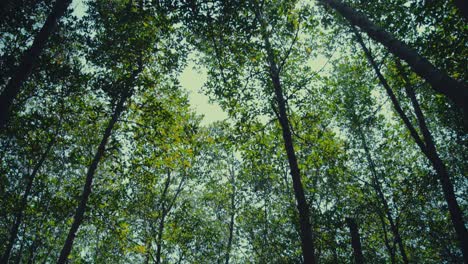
[0,0,466,263]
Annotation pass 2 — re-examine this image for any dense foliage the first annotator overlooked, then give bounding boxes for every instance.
[0,0,466,263]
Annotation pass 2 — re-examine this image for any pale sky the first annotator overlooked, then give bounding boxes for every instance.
[179,54,332,125]
[71,0,333,126]
[179,63,229,125]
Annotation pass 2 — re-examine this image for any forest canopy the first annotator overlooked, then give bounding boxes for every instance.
[0,0,467,263]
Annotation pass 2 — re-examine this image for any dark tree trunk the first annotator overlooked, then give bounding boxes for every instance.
[155,213,166,264]
[155,171,171,264]
[354,30,467,263]
[0,0,14,24]
[0,0,71,128]
[397,62,468,264]
[56,91,131,264]
[14,234,25,264]
[319,0,468,115]
[377,209,396,264]
[346,218,365,264]
[453,0,468,20]
[1,136,56,263]
[357,127,409,264]
[155,170,185,264]
[27,239,38,264]
[253,6,316,263]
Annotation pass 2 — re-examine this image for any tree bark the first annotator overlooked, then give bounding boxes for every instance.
[318,0,468,115]
[253,4,316,263]
[354,30,467,263]
[1,135,56,263]
[0,0,72,128]
[397,61,468,263]
[346,218,365,264]
[155,213,166,264]
[56,90,131,264]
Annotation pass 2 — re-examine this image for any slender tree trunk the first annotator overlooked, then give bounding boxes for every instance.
[155,170,185,264]
[318,0,468,114]
[253,5,316,263]
[57,90,131,264]
[397,61,468,263]
[357,127,409,264]
[155,212,166,264]
[372,176,407,264]
[27,240,37,264]
[377,208,396,264]
[1,135,56,263]
[144,238,152,264]
[225,165,236,264]
[0,0,72,128]
[154,169,171,264]
[346,218,365,264]
[354,30,468,262]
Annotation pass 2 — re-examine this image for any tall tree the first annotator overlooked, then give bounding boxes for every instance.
[346,217,365,264]
[353,29,467,262]
[1,131,57,263]
[252,2,316,262]
[0,0,72,128]
[57,83,136,263]
[318,0,468,116]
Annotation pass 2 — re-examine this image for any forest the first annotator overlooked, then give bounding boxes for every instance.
[0,0,467,263]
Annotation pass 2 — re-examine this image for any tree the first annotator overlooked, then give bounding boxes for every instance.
[318,0,468,117]
[346,218,364,264]
[0,0,72,128]
[0,0,466,263]
[353,29,467,262]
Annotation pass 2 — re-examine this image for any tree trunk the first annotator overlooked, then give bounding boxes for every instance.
[357,127,409,264]
[155,169,185,264]
[354,29,467,262]
[377,208,396,264]
[155,171,171,264]
[346,218,365,264]
[0,0,72,128]
[0,0,14,24]
[397,61,468,263]
[253,5,316,263]
[318,0,468,115]
[453,0,468,20]
[225,165,236,264]
[56,90,131,264]
[1,136,56,263]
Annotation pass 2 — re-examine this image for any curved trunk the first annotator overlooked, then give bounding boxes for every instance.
[0,0,72,128]
[319,0,468,115]
[57,91,130,264]
[254,8,316,263]
[354,30,467,262]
